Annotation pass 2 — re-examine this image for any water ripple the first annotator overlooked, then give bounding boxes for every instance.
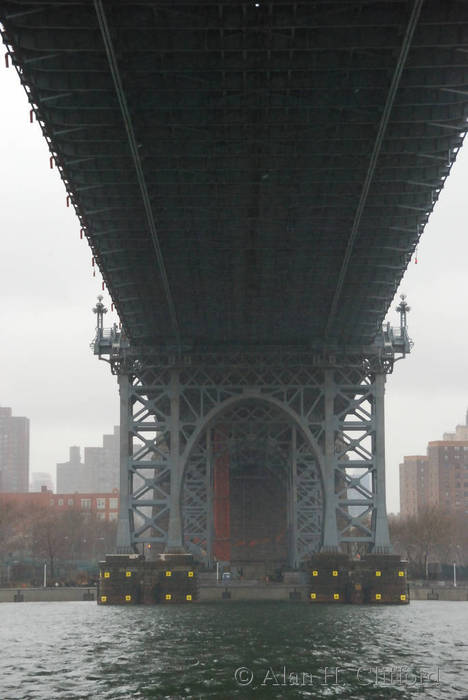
[0,601,466,698]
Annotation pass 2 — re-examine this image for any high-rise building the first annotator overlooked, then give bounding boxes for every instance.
[0,407,29,492]
[427,440,468,513]
[56,446,86,493]
[30,472,54,493]
[56,427,120,494]
[399,455,429,517]
[400,410,468,517]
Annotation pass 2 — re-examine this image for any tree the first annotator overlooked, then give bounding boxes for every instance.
[30,508,69,580]
[389,506,466,578]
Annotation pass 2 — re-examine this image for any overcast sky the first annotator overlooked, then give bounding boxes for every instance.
[1,60,467,513]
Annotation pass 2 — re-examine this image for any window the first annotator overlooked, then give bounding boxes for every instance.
[96,498,106,510]
[97,512,106,521]
[49,499,54,506]
[58,498,64,506]
[109,498,118,510]
[109,512,117,521]
[80,498,91,510]
[68,498,74,506]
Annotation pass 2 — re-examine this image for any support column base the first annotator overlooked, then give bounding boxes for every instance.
[306,553,409,604]
[97,553,198,605]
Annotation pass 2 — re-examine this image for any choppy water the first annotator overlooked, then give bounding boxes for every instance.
[0,601,467,699]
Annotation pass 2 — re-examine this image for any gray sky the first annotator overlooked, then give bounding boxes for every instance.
[1,61,467,513]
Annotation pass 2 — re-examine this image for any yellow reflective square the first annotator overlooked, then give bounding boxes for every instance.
[188,571,194,577]
[312,570,318,576]
[125,595,131,602]
[100,596,107,603]
[398,571,405,577]
[104,571,110,578]
[400,594,406,601]
[125,571,132,577]
[332,570,338,577]
[310,593,316,600]
[165,571,172,577]
[186,594,192,601]
[376,593,381,600]
[375,570,381,577]
[165,594,172,600]
[333,593,340,600]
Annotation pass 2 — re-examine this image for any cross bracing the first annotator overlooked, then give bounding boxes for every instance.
[2,1,468,350]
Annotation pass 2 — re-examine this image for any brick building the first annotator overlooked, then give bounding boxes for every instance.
[0,487,119,522]
[426,441,468,513]
[399,455,429,517]
[400,411,468,517]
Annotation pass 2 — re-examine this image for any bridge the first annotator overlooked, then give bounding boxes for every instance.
[2,1,468,594]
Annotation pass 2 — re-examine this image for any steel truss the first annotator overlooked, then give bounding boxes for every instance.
[111,345,396,561]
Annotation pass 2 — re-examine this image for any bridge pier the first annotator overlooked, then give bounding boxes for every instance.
[97,340,408,567]
[116,374,132,553]
[372,372,392,554]
[92,299,410,600]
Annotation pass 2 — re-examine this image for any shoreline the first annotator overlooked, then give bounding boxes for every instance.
[0,584,466,603]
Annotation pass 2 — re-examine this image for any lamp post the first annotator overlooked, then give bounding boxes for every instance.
[453,561,457,588]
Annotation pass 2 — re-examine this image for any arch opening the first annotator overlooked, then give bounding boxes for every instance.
[181,398,323,577]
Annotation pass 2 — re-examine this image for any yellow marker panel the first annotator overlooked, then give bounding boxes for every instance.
[165,594,172,601]
[188,571,194,578]
[398,571,405,577]
[100,596,107,603]
[186,594,192,601]
[332,570,338,577]
[312,570,318,577]
[375,593,382,600]
[333,593,340,600]
[400,594,407,601]
[125,571,132,578]
[104,571,110,578]
[125,595,131,602]
[375,570,381,577]
[310,593,317,600]
[165,570,172,577]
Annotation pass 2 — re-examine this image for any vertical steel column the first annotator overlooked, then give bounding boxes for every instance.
[166,369,184,551]
[321,369,339,551]
[372,372,391,553]
[206,428,214,567]
[116,373,133,552]
[289,425,298,567]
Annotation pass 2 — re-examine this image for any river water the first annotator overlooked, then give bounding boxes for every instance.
[0,600,466,699]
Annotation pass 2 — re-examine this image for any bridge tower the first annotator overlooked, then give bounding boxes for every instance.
[93,296,411,589]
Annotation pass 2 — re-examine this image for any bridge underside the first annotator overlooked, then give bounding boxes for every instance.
[3,1,468,350]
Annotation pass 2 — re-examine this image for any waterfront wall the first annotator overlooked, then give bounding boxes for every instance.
[0,584,467,603]
[0,587,95,602]
[409,585,468,601]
